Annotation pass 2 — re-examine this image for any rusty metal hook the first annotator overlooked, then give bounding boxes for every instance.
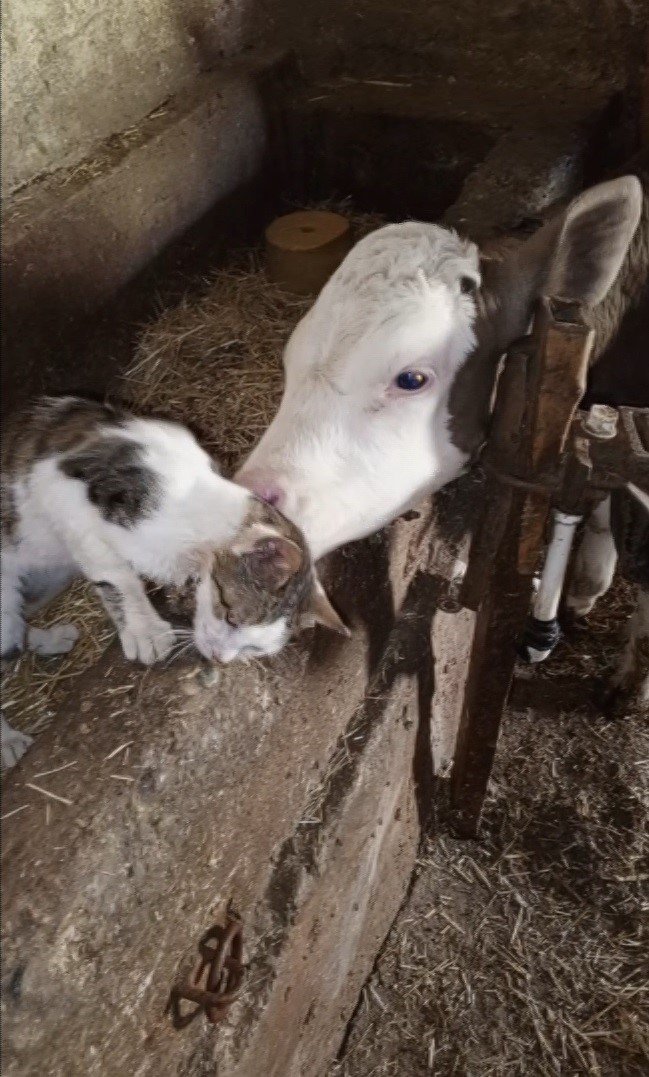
[168,915,245,1029]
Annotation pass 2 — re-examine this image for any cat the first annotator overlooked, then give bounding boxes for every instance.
[1,395,348,767]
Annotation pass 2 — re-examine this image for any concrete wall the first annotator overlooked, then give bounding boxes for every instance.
[1,0,280,412]
[8,0,645,199]
[260,0,648,90]
[2,0,254,195]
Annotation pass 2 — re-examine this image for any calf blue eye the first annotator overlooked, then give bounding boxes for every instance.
[395,370,429,392]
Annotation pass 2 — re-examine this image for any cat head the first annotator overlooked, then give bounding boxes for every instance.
[191,499,349,663]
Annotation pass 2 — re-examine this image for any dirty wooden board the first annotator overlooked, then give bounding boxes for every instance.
[451,298,595,836]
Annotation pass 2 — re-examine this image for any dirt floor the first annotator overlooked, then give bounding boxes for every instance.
[333,580,649,1077]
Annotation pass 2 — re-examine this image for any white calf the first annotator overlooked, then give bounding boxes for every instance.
[239,177,642,559]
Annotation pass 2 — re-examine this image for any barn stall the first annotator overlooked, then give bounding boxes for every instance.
[2,1,648,1074]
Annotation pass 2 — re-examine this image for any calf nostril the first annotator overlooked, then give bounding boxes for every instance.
[259,484,284,508]
[237,470,285,509]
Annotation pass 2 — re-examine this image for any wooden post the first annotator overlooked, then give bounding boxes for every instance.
[451,299,594,837]
[641,30,649,150]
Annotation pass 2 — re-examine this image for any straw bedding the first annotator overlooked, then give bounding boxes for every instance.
[1,207,381,738]
[1,261,308,737]
[127,258,310,470]
[334,578,648,1077]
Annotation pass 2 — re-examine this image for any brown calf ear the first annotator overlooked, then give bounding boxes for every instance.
[546,175,643,307]
[477,175,643,360]
[242,535,303,592]
[302,578,351,637]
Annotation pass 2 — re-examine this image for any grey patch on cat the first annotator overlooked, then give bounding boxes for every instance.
[95,581,126,628]
[1,479,18,540]
[212,499,314,630]
[34,397,126,459]
[2,396,126,479]
[162,577,198,627]
[7,964,25,1003]
[59,438,160,528]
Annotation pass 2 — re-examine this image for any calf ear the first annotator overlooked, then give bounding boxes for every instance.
[302,578,350,636]
[545,175,643,306]
[479,175,643,357]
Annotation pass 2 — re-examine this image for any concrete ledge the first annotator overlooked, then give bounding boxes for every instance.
[2,0,256,195]
[0,506,455,1075]
[2,63,273,333]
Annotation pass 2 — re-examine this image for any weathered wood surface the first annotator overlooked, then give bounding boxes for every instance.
[451,299,595,836]
[642,31,649,150]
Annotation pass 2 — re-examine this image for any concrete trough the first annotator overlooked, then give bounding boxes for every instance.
[1,515,441,1076]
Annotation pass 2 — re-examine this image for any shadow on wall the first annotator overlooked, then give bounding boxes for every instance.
[317,535,396,677]
[0,175,276,417]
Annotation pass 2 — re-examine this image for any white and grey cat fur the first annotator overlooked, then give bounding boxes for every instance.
[1,396,347,768]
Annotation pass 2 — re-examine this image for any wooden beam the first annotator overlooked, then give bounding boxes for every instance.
[641,29,649,150]
[451,299,594,837]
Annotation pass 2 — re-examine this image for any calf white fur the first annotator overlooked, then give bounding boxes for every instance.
[240,223,480,556]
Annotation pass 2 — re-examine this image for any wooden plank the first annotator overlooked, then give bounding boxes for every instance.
[642,30,649,150]
[450,299,595,837]
[451,488,532,836]
[517,299,593,571]
[527,298,593,475]
[460,342,531,612]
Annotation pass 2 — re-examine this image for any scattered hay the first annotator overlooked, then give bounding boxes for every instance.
[1,582,114,738]
[127,202,383,471]
[2,204,383,736]
[540,574,637,687]
[334,579,649,1077]
[127,257,310,471]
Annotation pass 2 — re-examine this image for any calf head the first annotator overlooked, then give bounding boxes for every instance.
[238,177,642,556]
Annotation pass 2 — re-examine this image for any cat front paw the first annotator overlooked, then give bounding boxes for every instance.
[1,716,34,771]
[28,623,80,656]
[119,617,175,665]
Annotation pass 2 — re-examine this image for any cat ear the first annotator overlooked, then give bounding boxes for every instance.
[240,534,304,592]
[302,578,350,636]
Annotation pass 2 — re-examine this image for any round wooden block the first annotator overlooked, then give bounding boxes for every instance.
[265,210,352,295]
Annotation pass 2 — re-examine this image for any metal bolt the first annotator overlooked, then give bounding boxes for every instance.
[582,404,618,440]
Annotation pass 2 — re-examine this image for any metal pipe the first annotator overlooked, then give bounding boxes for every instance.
[519,510,582,663]
[627,482,649,514]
